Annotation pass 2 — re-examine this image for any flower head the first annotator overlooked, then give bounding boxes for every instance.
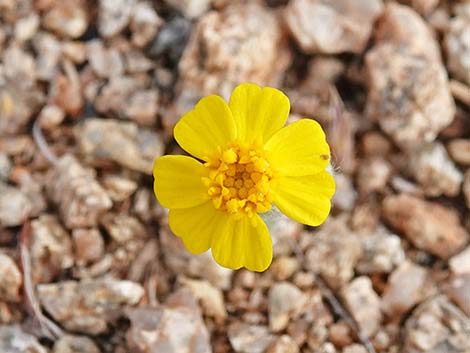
[153,83,335,271]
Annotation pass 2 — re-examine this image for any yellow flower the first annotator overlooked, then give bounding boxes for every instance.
[153,83,335,272]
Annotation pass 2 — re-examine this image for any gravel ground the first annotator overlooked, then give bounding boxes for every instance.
[0,0,469,353]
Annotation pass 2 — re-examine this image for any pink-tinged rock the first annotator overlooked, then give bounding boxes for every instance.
[382,194,468,259]
[87,40,124,79]
[32,32,61,81]
[445,4,470,85]
[356,226,405,275]
[228,323,274,353]
[46,155,112,229]
[30,214,74,283]
[341,277,382,338]
[126,299,212,353]
[449,246,470,275]
[38,105,65,130]
[401,0,439,15]
[53,335,101,353]
[14,13,39,42]
[101,213,145,244]
[130,1,162,47]
[403,296,470,353]
[267,335,300,353]
[75,118,164,175]
[101,175,137,202]
[49,60,84,117]
[270,256,300,281]
[305,217,362,289]
[72,228,105,265]
[0,254,22,302]
[343,344,368,353]
[366,3,455,149]
[180,277,227,321]
[356,157,392,195]
[381,261,433,318]
[408,142,463,197]
[38,278,144,335]
[98,0,135,38]
[172,1,290,126]
[445,274,470,316]
[328,321,353,349]
[285,0,383,54]
[123,89,159,127]
[0,325,47,353]
[0,182,33,227]
[0,46,45,135]
[447,139,470,166]
[268,282,307,332]
[332,173,357,211]
[42,0,88,38]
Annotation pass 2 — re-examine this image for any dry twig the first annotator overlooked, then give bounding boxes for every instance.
[32,119,58,165]
[19,222,64,339]
[127,239,160,307]
[288,237,377,353]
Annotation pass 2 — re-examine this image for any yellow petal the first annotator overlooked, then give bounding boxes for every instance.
[271,171,335,227]
[174,95,237,161]
[265,119,331,177]
[153,155,209,209]
[211,215,272,272]
[169,203,273,269]
[168,202,223,254]
[229,83,290,144]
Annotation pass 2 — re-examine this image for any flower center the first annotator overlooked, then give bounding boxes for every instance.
[203,143,273,218]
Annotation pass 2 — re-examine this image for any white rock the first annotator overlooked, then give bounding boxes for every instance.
[130,2,162,47]
[127,304,211,353]
[268,282,307,332]
[285,0,383,54]
[38,278,144,334]
[0,182,32,227]
[0,325,47,353]
[366,3,455,149]
[408,142,463,197]
[229,324,274,353]
[180,277,227,321]
[449,246,470,275]
[356,226,405,274]
[14,13,39,42]
[0,254,22,302]
[98,0,136,38]
[445,4,470,84]
[381,261,432,318]
[341,277,382,338]
[332,173,357,211]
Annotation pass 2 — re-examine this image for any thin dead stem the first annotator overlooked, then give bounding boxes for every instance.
[32,119,59,165]
[127,239,160,307]
[288,237,377,353]
[19,222,64,339]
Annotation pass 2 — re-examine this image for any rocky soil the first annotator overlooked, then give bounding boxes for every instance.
[0,0,469,352]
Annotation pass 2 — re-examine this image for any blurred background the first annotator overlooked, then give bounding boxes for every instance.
[0,0,469,352]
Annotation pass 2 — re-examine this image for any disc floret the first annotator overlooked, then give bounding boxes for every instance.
[203,142,273,218]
